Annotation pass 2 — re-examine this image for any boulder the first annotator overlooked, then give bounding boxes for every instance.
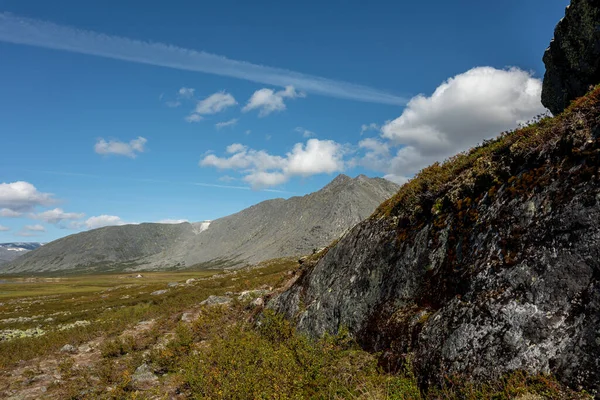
[542,0,600,114]
[271,90,600,395]
[131,363,158,390]
[59,344,77,354]
[200,295,232,306]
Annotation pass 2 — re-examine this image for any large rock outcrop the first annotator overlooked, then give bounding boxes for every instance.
[542,0,600,115]
[272,89,600,395]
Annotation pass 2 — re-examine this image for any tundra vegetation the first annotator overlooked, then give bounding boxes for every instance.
[0,256,591,398]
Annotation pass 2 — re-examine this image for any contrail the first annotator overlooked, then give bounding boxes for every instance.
[21,169,294,194]
[0,13,407,106]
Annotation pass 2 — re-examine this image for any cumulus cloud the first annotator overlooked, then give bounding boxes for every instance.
[94,136,147,158]
[0,225,10,232]
[84,215,125,229]
[0,208,22,217]
[30,208,85,225]
[178,87,195,99]
[0,181,55,212]
[215,118,238,129]
[200,138,345,188]
[17,224,46,236]
[24,224,45,232]
[195,91,237,115]
[185,113,203,123]
[361,67,546,183]
[242,86,305,117]
[295,127,315,138]
[360,123,380,135]
[286,140,345,176]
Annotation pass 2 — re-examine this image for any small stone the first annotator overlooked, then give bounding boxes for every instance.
[185,278,196,284]
[60,344,77,354]
[181,312,195,322]
[251,297,264,307]
[200,295,232,306]
[167,282,179,288]
[131,363,158,390]
[150,289,168,296]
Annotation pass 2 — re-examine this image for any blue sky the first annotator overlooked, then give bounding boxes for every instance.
[0,0,568,242]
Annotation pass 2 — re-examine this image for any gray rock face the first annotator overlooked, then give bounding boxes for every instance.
[1,175,398,274]
[542,0,600,114]
[271,92,600,395]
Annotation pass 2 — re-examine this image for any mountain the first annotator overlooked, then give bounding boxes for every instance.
[0,174,398,274]
[271,84,600,394]
[0,243,44,265]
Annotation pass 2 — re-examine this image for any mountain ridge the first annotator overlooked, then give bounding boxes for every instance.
[1,174,398,274]
[0,242,44,265]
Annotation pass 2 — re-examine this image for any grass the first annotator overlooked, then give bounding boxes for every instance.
[0,257,296,369]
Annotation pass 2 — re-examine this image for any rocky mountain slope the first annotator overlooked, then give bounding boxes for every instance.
[0,175,398,274]
[272,85,600,394]
[0,243,43,265]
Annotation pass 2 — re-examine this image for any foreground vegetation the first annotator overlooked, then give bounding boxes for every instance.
[0,258,591,399]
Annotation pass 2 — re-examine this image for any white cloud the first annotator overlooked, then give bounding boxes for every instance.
[226,143,247,154]
[95,136,147,158]
[0,208,22,217]
[178,87,195,99]
[361,67,546,183]
[200,138,345,188]
[84,215,125,229]
[0,225,9,232]
[185,113,203,123]
[286,139,344,176]
[22,224,45,233]
[0,181,55,212]
[0,13,406,105]
[245,130,251,135]
[157,219,188,224]
[360,123,379,135]
[242,86,305,117]
[30,208,85,224]
[195,91,237,115]
[244,171,287,188]
[383,174,410,186]
[215,118,238,129]
[202,146,285,171]
[295,127,315,138]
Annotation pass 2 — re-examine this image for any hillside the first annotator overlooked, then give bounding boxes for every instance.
[0,174,398,274]
[271,85,600,395]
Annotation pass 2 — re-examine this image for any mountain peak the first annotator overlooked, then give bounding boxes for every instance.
[322,174,352,190]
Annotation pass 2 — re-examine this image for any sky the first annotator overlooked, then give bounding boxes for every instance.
[0,0,569,242]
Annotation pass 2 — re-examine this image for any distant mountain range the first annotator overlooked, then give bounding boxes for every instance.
[0,243,44,265]
[0,174,398,274]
